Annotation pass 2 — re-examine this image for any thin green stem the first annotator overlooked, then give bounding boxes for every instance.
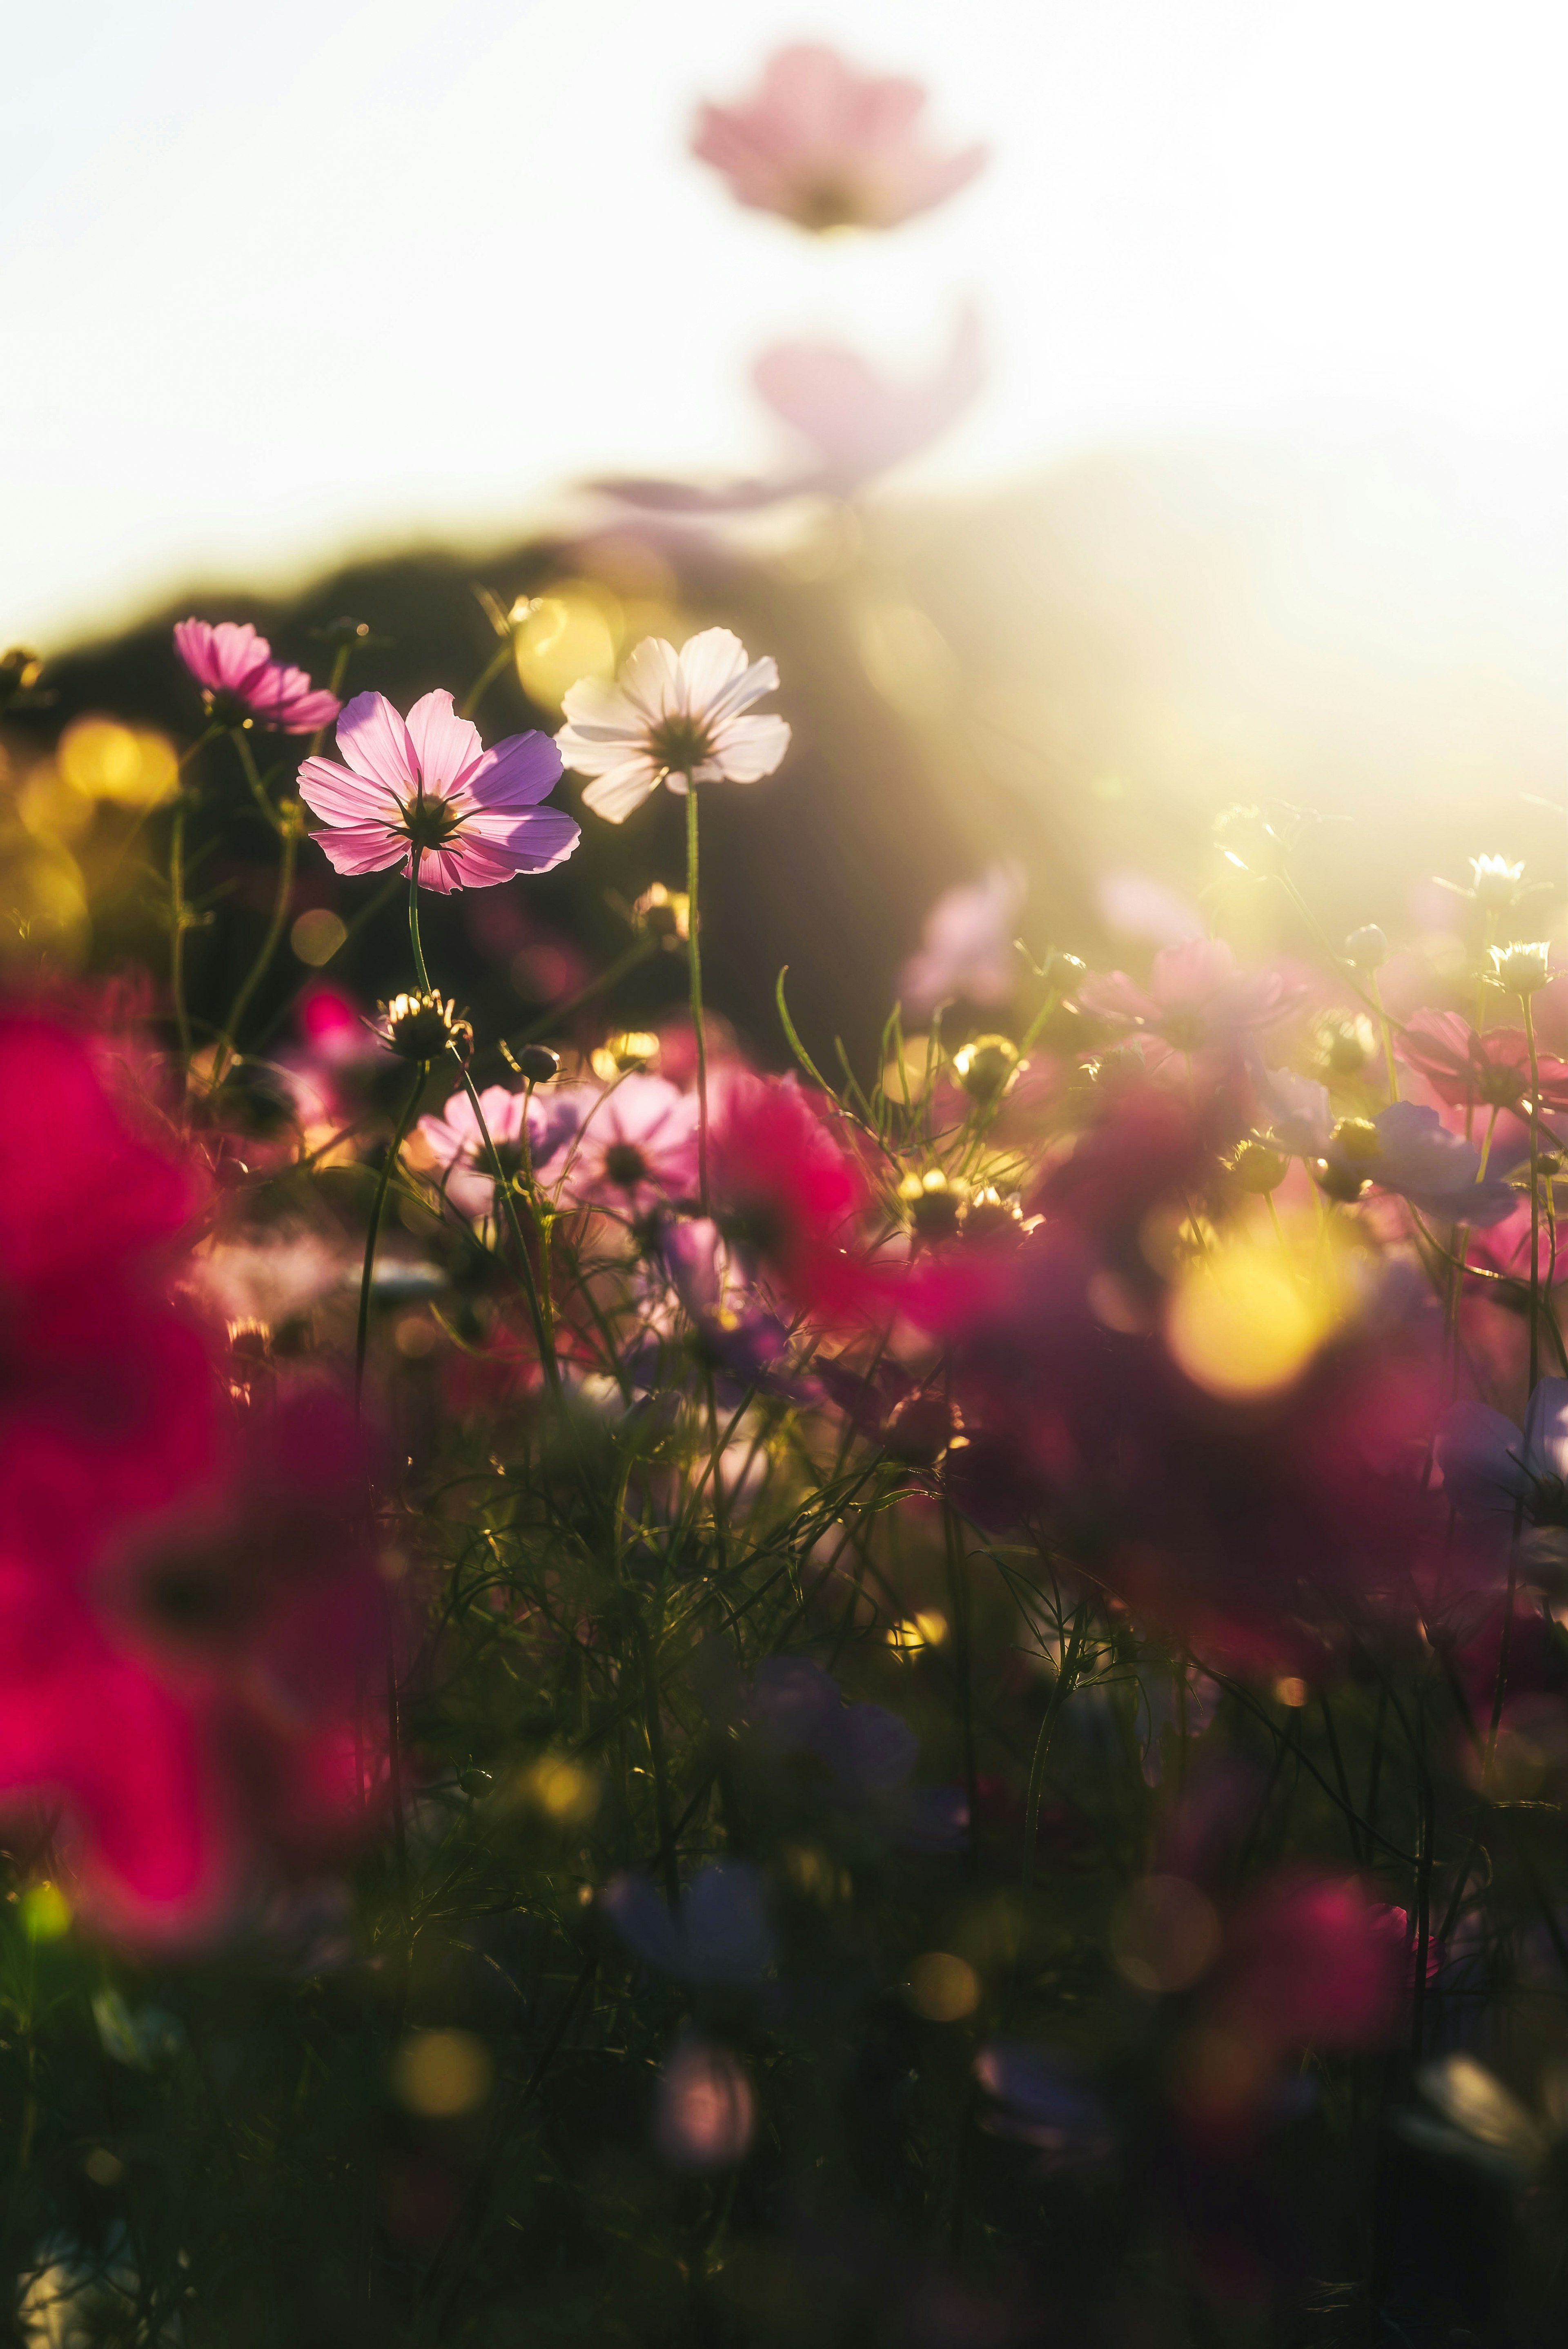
[213,807,298,1083]
[233,728,284,834]
[686,784,710,1213]
[169,802,192,1061]
[460,642,514,721]
[355,1065,429,1413]
[408,860,434,994]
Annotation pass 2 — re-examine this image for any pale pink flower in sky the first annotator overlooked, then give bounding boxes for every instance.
[753,304,984,492]
[297,690,578,894]
[557,631,788,825]
[546,1075,700,1217]
[900,860,1025,1018]
[174,619,340,733]
[692,44,986,232]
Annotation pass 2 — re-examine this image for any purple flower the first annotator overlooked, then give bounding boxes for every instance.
[973,2042,1115,2162]
[737,1659,967,1850]
[600,1861,773,1984]
[1436,1379,1568,1586]
[691,44,987,232]
[1263,1078,1520,1224]
[416,1083,577,1217]
[297,690,578,895]
[174,618,340,733]
[899,859,1024,1019]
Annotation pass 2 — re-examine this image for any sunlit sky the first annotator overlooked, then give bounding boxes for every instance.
[3,0,1562,649]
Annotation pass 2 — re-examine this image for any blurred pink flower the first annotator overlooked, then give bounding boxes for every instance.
[692,44,986,232]
[1080,939,1302,1060]
[174,619,340,734]
[557,630,788,825]
[653,2037,757,2169]
[546,1075,700,1217]
[298,690,578,894]
[899,858,1024,1018]
[1400,1010,1568,1114]
[753,305,984,493]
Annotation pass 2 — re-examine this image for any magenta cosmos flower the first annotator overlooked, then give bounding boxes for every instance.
[543,1075,701,1216]
[174,619,340,733]
[691,44,986,232]
[297,690,579,894]
[557,631,788,825]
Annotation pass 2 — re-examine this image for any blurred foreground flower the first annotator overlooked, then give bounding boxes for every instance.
[692,43,986,231]
[1437,1378,1568,1587]
[654,2037,757,2169]
[602,1861,773,1984]
[0,1011,383,1938]
[557,630,788,825]
[299,689,578,892]
[174,618,340,733]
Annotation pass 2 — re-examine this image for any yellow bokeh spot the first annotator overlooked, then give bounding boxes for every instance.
[21,1882,72,1940]
[1166,1226,1346,1399]
[886,1609,949,1654]
[514,584,620,711]
[58,718,178,810]
[17,764,94,846]
[290,908,347,966]
[390,2029,493,2118]
[906,1952,980,2022]
[520,1754,599,1826]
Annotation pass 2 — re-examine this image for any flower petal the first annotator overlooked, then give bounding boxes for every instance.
[310,822,410,878]
[1435,1401,1533,1515]
[581,760,662,824]
[615,637,683,727]
[334,691,417,794]
[465,729,564,809]
[1522,1377,1568,1485]
[708,711,791,783]
[675,628,751,718]
[404,689,485,792]
[457,804,581,873]
[296,756,397,828]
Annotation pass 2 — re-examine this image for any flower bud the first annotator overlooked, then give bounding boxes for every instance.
[882,1393,957,1467]
[1043,950,1086,992]
[1344,924,1387,969]
[962,1185,1024,1242]
[508,1043,560,1085]
[1230,1141,1287,1195]
[632,882,690,944]
[374,991,472,1062]
[1329,1116,1382,1162]
[952,1034,1020,1103]
[1489,941,1552,996]
[1309,1010,1376,1079]
[900,1167,964,1241]
[1470,854,1526,910]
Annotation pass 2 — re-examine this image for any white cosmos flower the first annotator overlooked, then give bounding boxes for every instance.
[556,628,789,825]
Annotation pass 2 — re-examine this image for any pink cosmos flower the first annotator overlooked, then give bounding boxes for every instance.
[543,1075,700,1217]
[297,690,579,894]
[753,305,985,493]
[174,619,340,733]
[417,1083,579,1218]
[557,631,788,825]
[1079,939,1302,1061]
[1399,1009,1568,1114]
[899,859,1024,1018]
[692,44,987,232]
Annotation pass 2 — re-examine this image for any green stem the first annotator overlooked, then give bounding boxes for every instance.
[459,642,514,721]
[213,809,298,1083]
[1370,970,1399,1101]
[355,1065,428,1413]
[233,727,284,835]
[406,861,561,1395]
[686,784,709,1213]
[169,802,192,1061]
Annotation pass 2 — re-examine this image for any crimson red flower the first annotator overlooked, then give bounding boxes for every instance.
[0,1008,384,1939]
[708,1072,883,1320]
[1400,1009,1568,1114]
